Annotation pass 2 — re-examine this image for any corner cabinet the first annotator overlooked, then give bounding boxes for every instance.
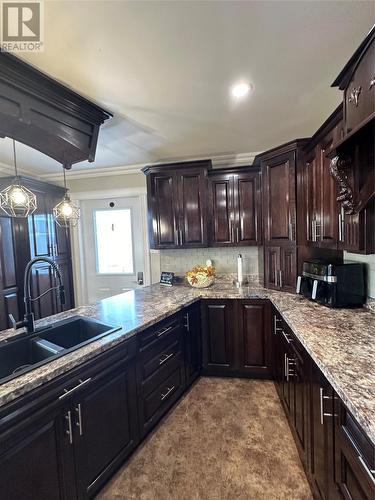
[258,140,308,293]
[201,299,273,378]
[143,160,211,249]
[208,167,262,247]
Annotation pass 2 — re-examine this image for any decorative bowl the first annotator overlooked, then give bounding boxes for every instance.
[187,274,215,288]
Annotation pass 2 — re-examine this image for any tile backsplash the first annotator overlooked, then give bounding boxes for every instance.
[160,247,261,277]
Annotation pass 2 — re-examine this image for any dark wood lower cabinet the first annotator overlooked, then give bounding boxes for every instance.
[183,302,202,386]
[201,299,273,378]
[310,363,336,500]
[201,299,237,375]
[1,299,373,500]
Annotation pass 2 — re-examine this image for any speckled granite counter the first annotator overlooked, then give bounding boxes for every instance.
[0,281,374,445]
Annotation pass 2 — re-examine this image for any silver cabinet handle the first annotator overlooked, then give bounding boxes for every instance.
[273,315,282,335]
[312,279,318,300]
[59,377,92,400]
[286,357,295,382]
[289,222,295,241]
[157,325,173,338]
[286,357,289,381]
[75,403,83,436]
[312,219,316,242]
[319,388,337,425]
[338,213,342,242]
[370,76,375,90]
[284,353,288,379]
[274,269,278,287]
[179,229,183,246]
[296,276,302,294]
[231,223,235,244]
[282,331,293,344]
[161,385,175,401]
[279,270,283,288]
[184,313,190,332]
[358,455,375,486]
[236,226,239,244]
[65,410,73,444]
[159,352,173,365]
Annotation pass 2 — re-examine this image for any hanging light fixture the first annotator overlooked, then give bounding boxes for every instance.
[53,167,80,227]
[0,140,37,218]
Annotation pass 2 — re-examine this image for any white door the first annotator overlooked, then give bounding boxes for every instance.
[81,197,145,303]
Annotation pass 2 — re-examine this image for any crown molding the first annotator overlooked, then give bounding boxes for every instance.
[0,160,43,179]
[39,151,263,182]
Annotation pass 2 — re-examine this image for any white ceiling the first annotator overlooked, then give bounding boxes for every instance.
[0,1,374,178]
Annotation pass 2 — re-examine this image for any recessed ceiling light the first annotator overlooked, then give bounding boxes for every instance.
[231,82,253,98]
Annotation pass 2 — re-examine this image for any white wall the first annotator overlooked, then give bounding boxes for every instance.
[344,252,375,298]
[69,172,145,193]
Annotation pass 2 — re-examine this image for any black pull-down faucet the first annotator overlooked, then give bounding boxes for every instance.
[10,257,65,334]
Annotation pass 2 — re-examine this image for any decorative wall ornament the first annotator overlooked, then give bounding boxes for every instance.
[329,155,355,214]
[53,167,80,227]
[0,140,37,218]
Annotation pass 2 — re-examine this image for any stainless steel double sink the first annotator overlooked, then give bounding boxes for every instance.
[0,316,121,384]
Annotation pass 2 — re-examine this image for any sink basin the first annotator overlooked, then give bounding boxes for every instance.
[0,316,121,384]
[39,316,119,349]
[0,336,61,381]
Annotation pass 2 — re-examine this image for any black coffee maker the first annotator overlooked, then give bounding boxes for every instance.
[296,260,366,308]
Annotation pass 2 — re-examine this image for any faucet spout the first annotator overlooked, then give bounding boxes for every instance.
[20,257,65,334]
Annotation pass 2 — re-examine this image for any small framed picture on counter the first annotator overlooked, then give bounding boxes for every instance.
[160,272,174,286]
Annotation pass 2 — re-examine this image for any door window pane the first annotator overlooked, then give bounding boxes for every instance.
[94,209,134,274]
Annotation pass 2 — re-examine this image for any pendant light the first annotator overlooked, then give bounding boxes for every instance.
[0,140,37,218]
[53,167,80,227]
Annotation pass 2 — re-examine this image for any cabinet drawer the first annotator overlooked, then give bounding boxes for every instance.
[344,40,375,135]
[139,365,185,435]
[138,315,181,350]
[141,349,184,396]
[139,332,182,382]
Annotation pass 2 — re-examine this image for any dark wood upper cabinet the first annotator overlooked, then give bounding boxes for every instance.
[302,106,343,250]
[143,160,211,249]
[208,167,261,247]
[262,151,296,244]
[0,52,111,168]
[332,26,375,139]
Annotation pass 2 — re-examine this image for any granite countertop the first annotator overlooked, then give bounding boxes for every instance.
[0,280,374,446]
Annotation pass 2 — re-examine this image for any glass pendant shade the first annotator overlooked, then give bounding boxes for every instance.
[0,140,37,218]
[53,168,80,227]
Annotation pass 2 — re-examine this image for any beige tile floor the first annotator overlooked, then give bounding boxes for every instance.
[97,377,313,500]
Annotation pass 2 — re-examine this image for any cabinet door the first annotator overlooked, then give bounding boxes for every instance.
[236,300,272,378]
[335,403,375,500]
[177,169,207,247]
[147,173,179,248]
[73,361,139,499]
[280,245,297,292]
[263,152,296,243]
[319,141,339,249]
[233,172,260,246]
[310,364,335,500]
[304,152,320,245]
[183,303,202,386]
[201,300,236,375]
[292,347,308,462]
[209,174,234,246]
[264,246,281,290]
[0,216,21,329]
[0,401,75,500]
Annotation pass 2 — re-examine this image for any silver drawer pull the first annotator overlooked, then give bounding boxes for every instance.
[59,377,92,400]
[159,352,173,365]
[161,385,175,401]
[358,455,375,486]
[65,411,73,445]
[157,325,173,338]
[184,313,190,332]
[282,331,293,344]
[273,315,282,335]
[75,403,83,436]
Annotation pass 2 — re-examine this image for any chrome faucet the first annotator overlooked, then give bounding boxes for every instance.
[9,257,65,334]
